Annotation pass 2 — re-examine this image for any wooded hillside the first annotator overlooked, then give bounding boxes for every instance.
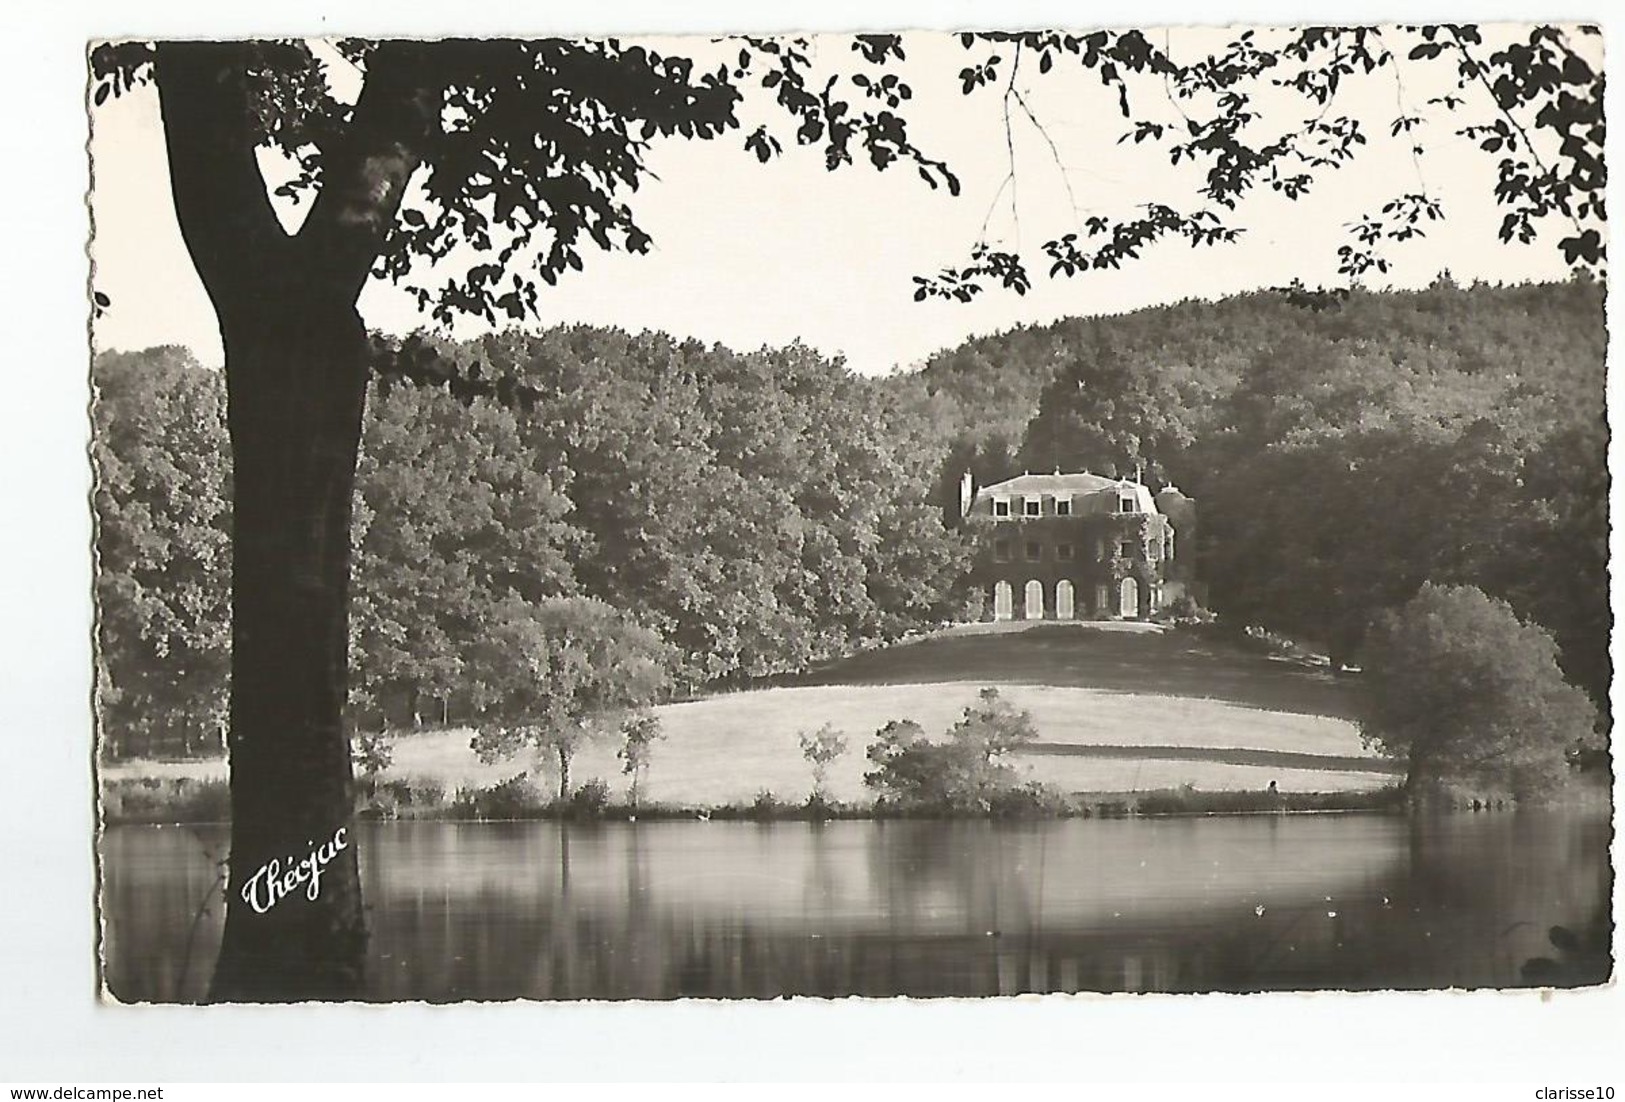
[94,277,1608,758]
[899,276,1607,722]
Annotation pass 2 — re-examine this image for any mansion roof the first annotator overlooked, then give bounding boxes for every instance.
[976,472,1125,497]
[969,471,1165,520]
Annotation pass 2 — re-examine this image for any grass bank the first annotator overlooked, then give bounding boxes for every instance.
[99,773,1408,825]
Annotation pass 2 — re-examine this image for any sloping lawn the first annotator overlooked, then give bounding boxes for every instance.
[367,672,1382,806]
[104,623,1392,805]
[790,621,1357,719]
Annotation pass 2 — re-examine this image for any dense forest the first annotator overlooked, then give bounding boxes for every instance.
[94,276,1608,759]
[910,276,1608,728]
[94,330,973,756]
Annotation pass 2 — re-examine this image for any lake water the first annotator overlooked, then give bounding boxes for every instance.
[101,809,1612,1001]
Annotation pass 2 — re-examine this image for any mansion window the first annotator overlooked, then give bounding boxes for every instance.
[993,498,1011,518]
[1146,540,1161,562]
[1025,540,1042,562]
[1056,543,1074,562]
[1024,497,1042,517]
[994,539,1012,562]
[1055,497,1072,516]
[1095,539,1106,560]
[1118,540,1134,558]
[1118,494,1137,514]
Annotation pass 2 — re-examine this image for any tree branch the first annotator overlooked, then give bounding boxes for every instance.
[1443,26,1585,241]
[1000,42,1023,245]
[296,41,443,303]
[153,42,294,305]
[1011,85,1082,231]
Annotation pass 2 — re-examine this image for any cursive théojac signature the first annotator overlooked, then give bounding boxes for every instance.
[239,827,349,914]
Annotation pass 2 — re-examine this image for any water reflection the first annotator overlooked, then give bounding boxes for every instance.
[100,810,1612,1002]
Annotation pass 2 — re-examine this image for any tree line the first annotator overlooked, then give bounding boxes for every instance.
[94,329,973,759]
[912,275,1608,730]
[97,276,1607,766]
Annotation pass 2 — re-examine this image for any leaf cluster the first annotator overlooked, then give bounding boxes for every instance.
[465,595,672,765]
[92,26,1602,333]
[93,348,231,759]
[1359,583,1596,796]
[863,688,1038,810]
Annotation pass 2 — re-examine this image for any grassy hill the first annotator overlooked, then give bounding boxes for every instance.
[792,621,1357,715]
[106,622,1399,813]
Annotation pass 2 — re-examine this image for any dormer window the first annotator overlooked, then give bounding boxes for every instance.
[1118,494,1137,514]
[993,497,1011,518]
[1023,497,1042,517]
[1055,497,1072,517]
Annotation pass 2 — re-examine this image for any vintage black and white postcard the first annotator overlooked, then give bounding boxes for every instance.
[82,12,1611,1027]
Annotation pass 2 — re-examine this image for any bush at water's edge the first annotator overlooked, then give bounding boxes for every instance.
[100,776,232,824]
[101,774,1417,826]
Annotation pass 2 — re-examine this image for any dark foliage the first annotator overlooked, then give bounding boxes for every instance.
[93,348,230,760]
[903,277,1607,722]
[95,335,975,761]
[863,689,1040,811]
[1360,583,1598,798]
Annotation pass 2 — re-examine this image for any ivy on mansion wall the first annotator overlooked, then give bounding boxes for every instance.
[962,472,1195,622]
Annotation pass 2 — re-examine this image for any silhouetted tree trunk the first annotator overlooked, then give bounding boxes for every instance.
[557,744,573,803]
[154,41,434,1001]
[208,291,372,1000]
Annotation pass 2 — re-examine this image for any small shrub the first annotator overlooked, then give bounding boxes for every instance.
[1156,594,1216,626]
[570,778,611,818]
[617,711,664,808]
[179,780,231,821]
[864,689,1038,812]
[451,773,546,820]
[751,789,782,820]
[358,786,401,820]
[988,782,1070,817]
[961,587,988,623]
[797,724,849,801]
[804,792,836,820]
[101,777,231,824]
[390,778,445,808]
[357,777,451,819]
[449,785,479,818]
[352,730,394,780]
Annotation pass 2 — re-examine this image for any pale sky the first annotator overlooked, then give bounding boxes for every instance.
[89,25,1594,375]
